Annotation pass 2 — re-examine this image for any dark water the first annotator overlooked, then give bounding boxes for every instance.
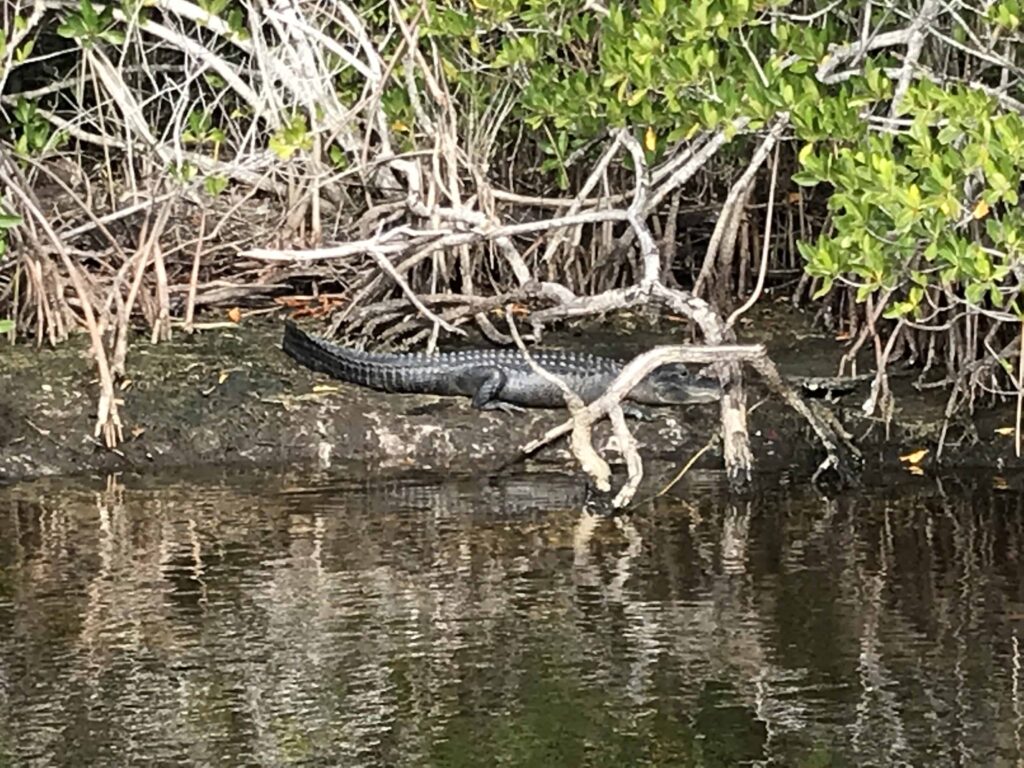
[1,469,1023,767]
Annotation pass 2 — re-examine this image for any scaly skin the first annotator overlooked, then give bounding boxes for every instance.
[282,321,721,410]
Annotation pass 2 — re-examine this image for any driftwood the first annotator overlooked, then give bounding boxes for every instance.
[512,341,860,508]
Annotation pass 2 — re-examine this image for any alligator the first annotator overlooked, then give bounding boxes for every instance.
[281,321,721,411]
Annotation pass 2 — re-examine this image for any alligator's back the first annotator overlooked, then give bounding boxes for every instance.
[281,321,625,406]
[282,321,720,408]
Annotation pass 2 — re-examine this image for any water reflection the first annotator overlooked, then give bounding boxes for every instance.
[0,470,1023,766]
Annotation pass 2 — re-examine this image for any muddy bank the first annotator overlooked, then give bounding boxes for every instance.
[1,307,1019,483]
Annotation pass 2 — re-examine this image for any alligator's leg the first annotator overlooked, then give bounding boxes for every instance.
[470,369,525,413]
[622,403,654,421]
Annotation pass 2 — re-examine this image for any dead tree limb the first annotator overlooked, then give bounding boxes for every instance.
[890,0,943,115]
[520,342,861,505]
[506,307,645,503]
[694,115,788,299]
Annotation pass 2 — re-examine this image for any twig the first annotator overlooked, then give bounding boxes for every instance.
[890,0,942,115]
[147,204,174,343]
[540,131,626,265]
[608,406,644,508]
[619,131,660,286]
[60,191,180,240]
[746,355,862,485]
[817,28,917,84]
[648,119,752,215]
[20,155,129,260]
[726,140,781,331]
[184,209,206,333]
[365,230,465,335]
[1017,324,1023,458]
[649,439,717,501]
[838,288,893,377]
[602,117,752,280]
[860,317,905,422]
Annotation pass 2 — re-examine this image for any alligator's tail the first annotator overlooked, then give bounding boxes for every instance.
[282,320,357,380]
[282,320,406,391]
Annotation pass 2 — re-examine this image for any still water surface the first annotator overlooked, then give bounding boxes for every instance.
[1,469,1023,767]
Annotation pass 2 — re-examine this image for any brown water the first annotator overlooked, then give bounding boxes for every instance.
[1,469,1023,767]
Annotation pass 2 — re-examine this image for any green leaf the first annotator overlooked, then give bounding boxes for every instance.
[203,175,228,196]
[855,283,875,302]
[791,171,819,187]
[811,276,834,299]
[964,282,986,304]
[0,319,14,334]
[883,301,913,319]
[626,88,648,107]
[80,0,98,29]
[57,19,83,38]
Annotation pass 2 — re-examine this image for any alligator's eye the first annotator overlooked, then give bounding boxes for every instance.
[659,363,691,382]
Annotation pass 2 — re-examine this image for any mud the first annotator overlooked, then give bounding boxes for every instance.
[0,306,1019,484]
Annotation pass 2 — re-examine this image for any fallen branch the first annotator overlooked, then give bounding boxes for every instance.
[506,307,644,504]
[520,342,862,495]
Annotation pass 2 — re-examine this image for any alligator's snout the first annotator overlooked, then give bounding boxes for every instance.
[677,378,722,404]
[658,378,722,405]
[635,363,722,405]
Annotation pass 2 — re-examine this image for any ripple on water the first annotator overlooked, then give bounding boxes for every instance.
[0,471,1023,766]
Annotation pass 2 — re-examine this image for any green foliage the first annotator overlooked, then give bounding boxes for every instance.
[183,110,226,152]
[2,15,37,64]
[397,0,872,184]
[195,0,248,38]
[197,0,230,18]
[403,0,769,185]
[987,0,1022,29]
[11,98,54,156]
[57,0,124,46]
[382,0,1024,343]
[168,162,198,184]
[795,81,1024,319]
[203,175,228,196]
[269,114,313,160]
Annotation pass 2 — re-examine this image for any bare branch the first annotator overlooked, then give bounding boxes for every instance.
[726,140,781,331]
[891,0,943,115]
[694,114,788,298]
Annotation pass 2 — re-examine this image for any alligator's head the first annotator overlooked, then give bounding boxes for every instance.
[631,362,722,405]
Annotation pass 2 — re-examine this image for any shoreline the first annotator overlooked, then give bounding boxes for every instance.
[1,310,1019,484]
